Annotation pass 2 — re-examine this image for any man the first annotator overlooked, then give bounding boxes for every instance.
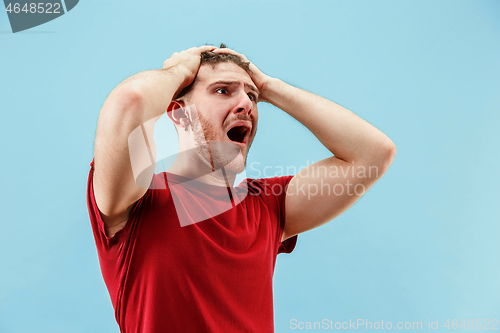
[87,44,396,332]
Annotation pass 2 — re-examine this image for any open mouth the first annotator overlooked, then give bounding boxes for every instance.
[227,126,249,144]
[226,121,252,145]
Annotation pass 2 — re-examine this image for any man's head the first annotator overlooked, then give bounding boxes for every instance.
[176,44,252,100]
[168,44,259,176]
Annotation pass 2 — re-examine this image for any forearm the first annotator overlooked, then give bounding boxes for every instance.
[113,67,186,123]
[95,68,184,183]
[263,78,396,167]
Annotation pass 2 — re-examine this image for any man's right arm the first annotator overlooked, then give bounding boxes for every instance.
[93,45,215,237]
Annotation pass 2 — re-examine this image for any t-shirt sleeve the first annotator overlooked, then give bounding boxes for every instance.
[86,159,132,259]
[258,175,298,255]
[86,159,164,260]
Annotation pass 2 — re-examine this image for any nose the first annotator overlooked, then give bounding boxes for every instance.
[233,90,253,116]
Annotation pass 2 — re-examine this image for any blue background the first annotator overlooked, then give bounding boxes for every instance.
[1,0,499,332]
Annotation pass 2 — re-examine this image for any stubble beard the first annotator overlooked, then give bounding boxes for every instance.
[191,111,249,176]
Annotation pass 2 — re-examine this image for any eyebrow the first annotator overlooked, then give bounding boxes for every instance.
[207,80,259,95]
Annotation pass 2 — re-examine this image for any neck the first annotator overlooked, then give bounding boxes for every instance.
[167,154,237,187]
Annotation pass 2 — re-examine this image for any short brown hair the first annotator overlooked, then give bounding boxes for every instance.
[175,43,250,100]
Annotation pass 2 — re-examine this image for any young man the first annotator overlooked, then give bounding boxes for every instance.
[87,45,396,332]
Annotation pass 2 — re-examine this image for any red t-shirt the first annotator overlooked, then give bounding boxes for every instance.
[86,160,297,333]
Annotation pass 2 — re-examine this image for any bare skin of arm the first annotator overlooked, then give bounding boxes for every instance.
[93,45,215,237]
[265,80,396,241]
[214,49,397,242]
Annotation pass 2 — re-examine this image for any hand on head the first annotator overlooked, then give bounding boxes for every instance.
[163,45,217,95]
[212,47,271,99]
[163,45,272,103]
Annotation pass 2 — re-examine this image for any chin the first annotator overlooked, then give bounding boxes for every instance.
[220,151,246,176]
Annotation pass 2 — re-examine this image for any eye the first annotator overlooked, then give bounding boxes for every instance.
[248,93,257,101]
[215,87,228,95]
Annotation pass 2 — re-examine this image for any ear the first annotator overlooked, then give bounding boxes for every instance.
[167,100,190,128]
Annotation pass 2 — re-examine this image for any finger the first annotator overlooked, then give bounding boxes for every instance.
[182,45,215,56]
[213,48,249,62]
[213,48,239,55]
[197,45,217,53]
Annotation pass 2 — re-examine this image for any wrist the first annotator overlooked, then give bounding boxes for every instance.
[162,66,193,99]
[259,77,282,103]
[163,65,190,87]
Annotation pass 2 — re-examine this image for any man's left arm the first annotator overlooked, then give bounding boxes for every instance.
[213,48,396,242]
[261,79,396,241]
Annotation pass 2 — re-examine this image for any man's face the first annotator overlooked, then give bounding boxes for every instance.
[185,62,259,173]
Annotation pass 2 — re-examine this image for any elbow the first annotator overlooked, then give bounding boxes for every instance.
[112,83,146,115]
[378,139,396,172]
[103,83,147,126]
[361,138,396,173]
[385,140,397,162]
[97,83,147,140]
